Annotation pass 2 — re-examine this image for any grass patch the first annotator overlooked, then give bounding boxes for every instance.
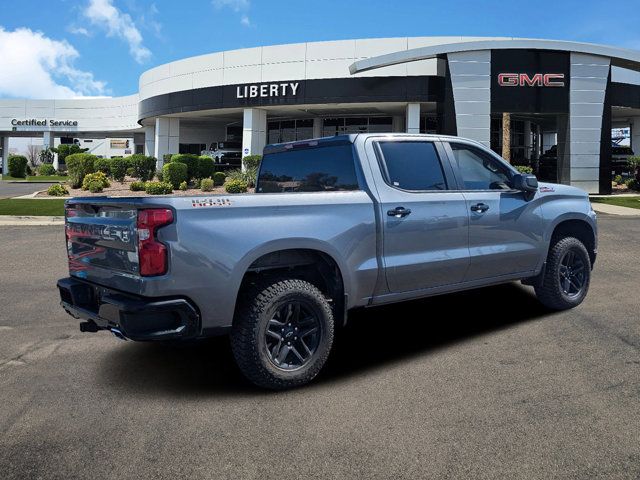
[0,199,66,216]
[591,196,640,210]
[1,175,67,182]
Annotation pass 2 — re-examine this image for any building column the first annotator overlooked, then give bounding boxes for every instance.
[242,108,267,160]
[569,53,610,193]
[406,103,420,134]
[144,126,155,157]
[312,118,323,139]
[154,118,180,167]
[1,137,9,176]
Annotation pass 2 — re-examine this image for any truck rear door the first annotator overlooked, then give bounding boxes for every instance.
[363,137,469,293]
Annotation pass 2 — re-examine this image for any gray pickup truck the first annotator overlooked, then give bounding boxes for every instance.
[57,134,597,389]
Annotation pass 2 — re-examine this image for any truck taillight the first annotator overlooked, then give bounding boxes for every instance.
[137,208,174,276]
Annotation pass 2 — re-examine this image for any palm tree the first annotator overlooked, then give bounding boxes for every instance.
[502,112,511,163]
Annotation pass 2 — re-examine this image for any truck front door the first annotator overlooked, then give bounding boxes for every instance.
[365,138,469,293]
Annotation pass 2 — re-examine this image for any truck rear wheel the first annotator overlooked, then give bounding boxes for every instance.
[230,277,334,390]
[535,236,591,310]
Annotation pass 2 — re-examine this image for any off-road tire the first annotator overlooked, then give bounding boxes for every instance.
[230,277,334,390]
[535,236,591,310]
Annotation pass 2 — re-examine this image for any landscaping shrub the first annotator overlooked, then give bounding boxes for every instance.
[130,180,146,191]
[162,162,188,189]
[86,179,105,193]
[94,158,111,176]
[200,178,214,192]
[163,153,174,164]
[628,156,640,181]
[126,167,135,177]
[613,174,623,185]
[227,167,257,188]
[38,164,56,176]
[515,165,533,174]
[170,154,199,180]
[65,153,96,188]
[242,154,262,170]
[82,172,110,191]
[198,156,214,179]
[156,169,164,182]
[144,181,173,195]
[213,171,226,186]
[8,155,28,178]
[54,144,88,167]
[129,154,157,181]
[179,181,188,191]
[224,179,248,193]
[26,165,33,176]
[110,157,128,182]
[47,184,68,196]
[625,178,639,191]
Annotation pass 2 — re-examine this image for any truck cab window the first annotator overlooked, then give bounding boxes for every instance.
[449,143,513,190]
[376,141,447,191]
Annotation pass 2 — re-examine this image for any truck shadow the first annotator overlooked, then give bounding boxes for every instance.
[97,283,551,395]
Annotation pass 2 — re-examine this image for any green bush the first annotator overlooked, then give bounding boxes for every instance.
[130,180,146,191]
[82,172,110,191]
[179,180,188,191]
[126,167,135,177]
[227,167,257,188]
[7,155,28,178]
[625,178,639,191]
[144,181,173,195]
[162,162,188,189]
[200,178,214,192]
[170,154,199,180]
[66,153,97,188]
[515,165,533,174]
[47,184,68,196]
[110,157,128,182]
[38,164,56,176]
[54,144,88,166]
[26,165,33,176]
[163,153,174,164]
[213,171,226,186]
[242,155,262,170]
[224,179,248,193]
[94,158,112,176]
[156,169,164,182]
[129,154,157,181]
[86,180,105,193]
[198,156,214,179]
[613,174,623,185]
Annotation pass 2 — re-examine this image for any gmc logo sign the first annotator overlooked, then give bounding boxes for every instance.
[498,73,565,87]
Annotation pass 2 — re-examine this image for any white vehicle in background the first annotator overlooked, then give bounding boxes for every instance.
[200,141,242,169]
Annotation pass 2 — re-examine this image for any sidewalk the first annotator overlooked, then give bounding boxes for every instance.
[590,202,640,216]
[0,216,64,226]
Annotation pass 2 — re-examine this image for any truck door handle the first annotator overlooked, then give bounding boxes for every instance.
[470,203,490,213]
[387,206,412,218]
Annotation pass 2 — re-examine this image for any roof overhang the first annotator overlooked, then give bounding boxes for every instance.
[349,38,640,75]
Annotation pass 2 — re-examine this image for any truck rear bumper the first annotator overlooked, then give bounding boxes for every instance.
[57,277,200,341]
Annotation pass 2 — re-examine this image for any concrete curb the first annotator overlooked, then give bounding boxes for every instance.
[0,216,64,226]
[591,203,640,216]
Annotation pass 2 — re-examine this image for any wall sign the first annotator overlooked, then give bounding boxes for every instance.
[11,119,78,127]
[236,82,300,99]
[498,73,565,87]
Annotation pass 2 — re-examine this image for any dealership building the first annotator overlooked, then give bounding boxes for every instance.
[2,36,640,193]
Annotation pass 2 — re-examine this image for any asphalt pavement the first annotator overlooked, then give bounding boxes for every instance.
[0,181,54,199]
[0,215,639,479]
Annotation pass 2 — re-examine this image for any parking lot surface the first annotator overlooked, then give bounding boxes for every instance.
[1,215,639,479]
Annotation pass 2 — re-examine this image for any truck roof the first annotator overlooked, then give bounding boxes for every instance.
[263,133,484,155]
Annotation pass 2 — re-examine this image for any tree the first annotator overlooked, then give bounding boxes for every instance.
[501,112,511,163]
[53,144,89,166]
[26,144,42,167]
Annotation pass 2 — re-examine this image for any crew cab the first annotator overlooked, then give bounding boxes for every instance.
[58,134,597,389]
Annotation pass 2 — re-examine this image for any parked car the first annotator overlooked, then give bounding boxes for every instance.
[58,134,597,389]
[201,141,242,169]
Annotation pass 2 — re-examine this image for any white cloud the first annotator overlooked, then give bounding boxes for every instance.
[68,26,90,36]
[213,0,252,27]
[0,27,108,99]
[83,0,151,63]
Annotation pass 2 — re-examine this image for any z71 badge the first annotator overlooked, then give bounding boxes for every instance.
[191,198,232,208]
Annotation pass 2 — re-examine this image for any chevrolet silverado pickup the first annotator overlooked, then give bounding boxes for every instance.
[58,134,597,389]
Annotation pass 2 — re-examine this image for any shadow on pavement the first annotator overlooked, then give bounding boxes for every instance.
[97,282,550,395]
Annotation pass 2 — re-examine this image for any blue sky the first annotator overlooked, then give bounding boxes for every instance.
[0,0,639,98]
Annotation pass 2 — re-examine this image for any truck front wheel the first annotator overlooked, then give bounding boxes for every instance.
[535,236,591,310]
[230,277,334,390]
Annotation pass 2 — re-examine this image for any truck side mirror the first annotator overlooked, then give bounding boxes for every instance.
[512,173,538,193]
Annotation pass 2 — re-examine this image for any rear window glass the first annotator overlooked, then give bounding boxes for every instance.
[257,145,360,193]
